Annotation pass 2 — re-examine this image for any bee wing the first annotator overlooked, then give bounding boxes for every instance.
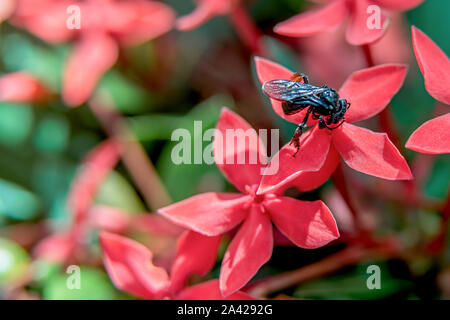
[262,79,325,102]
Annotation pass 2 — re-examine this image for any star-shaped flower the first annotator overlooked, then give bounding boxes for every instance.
[274,0,424,46]
[177,0,235,31]
[405,27,450,154]
[255,57,412,194]
[158,108,339,296]
[100,231,253,300]
[12,0,175,106]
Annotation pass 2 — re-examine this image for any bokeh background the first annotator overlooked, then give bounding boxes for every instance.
[0,0,449,299]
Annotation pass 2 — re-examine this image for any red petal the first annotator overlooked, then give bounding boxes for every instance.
[372,0,424,10]
[63,32,118,106]
[257,126,332,194]
[131,214,184,237]
[214,108,267,192]
[158,192,249,236]
[0,0,14,22]
[254,57,311,124]
[412,26,450,105]
[170,231,221,293]
[68,140,121,223]
[33,232,76,263]
[100,232,170,299]
[220,207,273,296]
[11,0,76,43]
[289,144,341,192]
[113,1,175,46]
[176,279,255,300]
[176,0,233,31]
[405,113,450,154]
[266,197,339,248]
[88,206,131,233]
[346,0,389,45]
[340,64,408,123]
[0,72,49,103]
[332,123,413,180]
[274,0,348,37]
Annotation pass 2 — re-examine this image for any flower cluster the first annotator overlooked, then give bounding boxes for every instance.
[0,0,449,302]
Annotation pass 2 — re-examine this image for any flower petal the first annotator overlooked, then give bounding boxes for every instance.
[412,26,450,105]
[254,57,312,124]
[176,0,233,31]
[405,113,450,154]
[158,192,249,236]
[33,232,76,263]
[63,32,118,106]
[266,197,339,248]
[371,0,424,11]
[220,206,273,296]
[290,144,341,192]
[100,232,169,300]
[176,279,255,300]
[170,231,222,293]
[113,0,175,46]
[340,64,408,123]
[274,0,348,37]
[214,108,267,192]
[88,205,131,233]
[68,139,121,223]
[346,0,389,45]
[0,0,15,23]
[258,126,332,194]
[333,123,412,180]
[12,0,76,43]
[0,72,49,103]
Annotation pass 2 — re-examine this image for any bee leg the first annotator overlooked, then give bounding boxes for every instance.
[290,107,312,157]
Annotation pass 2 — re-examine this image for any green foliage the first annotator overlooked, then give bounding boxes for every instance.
[0,238,29,287]
[42,266,117,300]
[0,178,40,220]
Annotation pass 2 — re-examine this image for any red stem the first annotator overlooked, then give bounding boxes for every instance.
[228,3,267,56]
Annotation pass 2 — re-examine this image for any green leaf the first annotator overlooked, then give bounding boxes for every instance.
[99,71,153,114]
[0,178,41,220]
[0,103,34,147]
[157,96,231,201]
[0,238,30,287]
[95,170,146,213]
[33,114,70,153]
[42,266,117,300]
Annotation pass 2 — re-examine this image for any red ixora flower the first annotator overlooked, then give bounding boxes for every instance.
[0,72,50,103]
[12,0,175,106]
[274,0,424,45]
[0,0,15,23]
[100,231,253,300]
[176,0,234,31]
[405,27,450,154]
[255,57,412,194]
[158,108,339,297]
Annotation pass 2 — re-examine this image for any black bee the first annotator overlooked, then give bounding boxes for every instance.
[262,73,350,157]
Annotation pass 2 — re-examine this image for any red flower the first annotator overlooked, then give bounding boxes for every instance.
[0,0,15,23]
[255,57,412,194]
[158,108,339,296]
[0,72,50,103]
[12,0,175,106]
[33,139,121,262]
[405,27,450,154]
[177,0,234,31]
[274,0,424,45]
[100,231,253,300]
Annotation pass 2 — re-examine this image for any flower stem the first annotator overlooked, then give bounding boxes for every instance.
[228,2,267,56]
[331,163,362,232]
[89,90,172,210]
[247,245,394,298]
